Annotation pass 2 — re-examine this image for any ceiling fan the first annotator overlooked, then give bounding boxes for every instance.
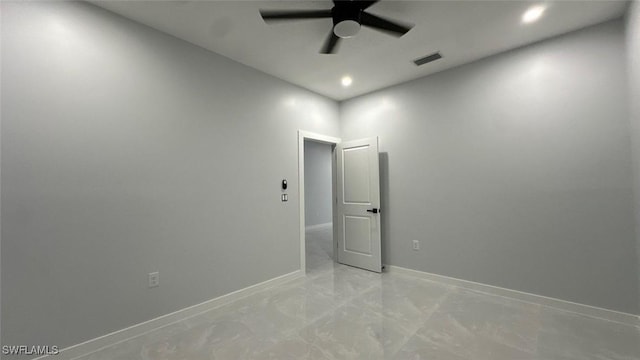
[260,0,414,54]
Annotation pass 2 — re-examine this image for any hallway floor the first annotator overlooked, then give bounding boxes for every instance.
[78,226,639,359]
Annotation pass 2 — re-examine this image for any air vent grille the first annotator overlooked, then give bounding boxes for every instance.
[414,52,442,66]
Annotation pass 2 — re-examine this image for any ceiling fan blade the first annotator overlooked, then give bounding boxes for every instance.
[356,1,379,10]
[320,31,341,54]
[360,11,413,37]
[260,9,332,22]
[333,0,378,10]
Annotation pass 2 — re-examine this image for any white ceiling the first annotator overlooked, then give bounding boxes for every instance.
[93,0,628,101]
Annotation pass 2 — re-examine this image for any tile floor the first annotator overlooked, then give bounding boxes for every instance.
[78,226,639,359]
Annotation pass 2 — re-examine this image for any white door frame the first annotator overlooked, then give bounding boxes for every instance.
[298,130,341,274]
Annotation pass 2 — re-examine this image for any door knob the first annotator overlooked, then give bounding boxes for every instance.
[366,208,380,214]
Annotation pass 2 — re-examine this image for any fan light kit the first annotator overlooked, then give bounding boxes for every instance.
[334,20,361,38]
[341,76,353,87]
[522,5,546,24]
[260,0,414,54]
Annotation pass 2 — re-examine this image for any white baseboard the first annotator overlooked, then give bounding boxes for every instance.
[386,265,639,327]
[305,222,332,232]
[35,270,303,360]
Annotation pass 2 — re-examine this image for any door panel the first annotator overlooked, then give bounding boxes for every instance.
[344,216,372,255]
[336,137,381,272]
[343,146,371,203]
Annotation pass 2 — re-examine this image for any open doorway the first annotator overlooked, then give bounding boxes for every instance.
[304,139,334,273]
[298,131,340,275]
[299,132,383,274]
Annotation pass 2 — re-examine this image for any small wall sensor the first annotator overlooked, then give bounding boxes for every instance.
[282,179,287,190]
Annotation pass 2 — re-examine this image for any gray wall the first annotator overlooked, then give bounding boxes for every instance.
[2,2,639,354]
[1,1,339,351]
[626,1,640,314]
[304,140,333,227]
[341,20,639,314]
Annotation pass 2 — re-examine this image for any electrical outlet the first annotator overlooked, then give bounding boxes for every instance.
[148,272,159,288]
[412,240,420,251]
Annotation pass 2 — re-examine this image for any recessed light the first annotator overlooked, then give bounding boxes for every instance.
[341,76,353,87]
[522,5,546,24]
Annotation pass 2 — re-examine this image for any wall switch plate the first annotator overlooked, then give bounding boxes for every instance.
[148,272,159,288]
[412,240,420,251]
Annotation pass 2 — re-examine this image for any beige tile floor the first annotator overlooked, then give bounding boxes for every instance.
[77,226,640,359]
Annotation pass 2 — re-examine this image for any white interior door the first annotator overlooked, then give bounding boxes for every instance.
[336,137,382,273]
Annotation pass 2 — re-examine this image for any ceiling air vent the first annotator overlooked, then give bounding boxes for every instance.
[414,52,442,66]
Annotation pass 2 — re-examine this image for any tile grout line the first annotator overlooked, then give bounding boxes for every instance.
[387,265,639,328]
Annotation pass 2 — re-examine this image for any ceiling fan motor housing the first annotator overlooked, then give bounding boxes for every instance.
[332,6,362,38]
[260,1,414,54]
